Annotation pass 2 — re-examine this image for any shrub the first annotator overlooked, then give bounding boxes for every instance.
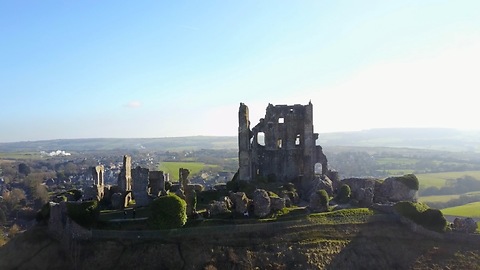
[394,201,447,232]
[148,194,187,229]
[66,200,99,227]
[336,184,351,203]
[316,189,330,207]
[396,174,419,190]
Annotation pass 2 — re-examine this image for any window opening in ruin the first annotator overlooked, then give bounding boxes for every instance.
[278,117,284,123]
[277,139,283,149]
[257,132,265,146]
[314,163,323,175]
[290,109,294,113]
[295,135,301,146]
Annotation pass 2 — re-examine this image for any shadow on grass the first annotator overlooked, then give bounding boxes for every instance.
[324,213,480,269]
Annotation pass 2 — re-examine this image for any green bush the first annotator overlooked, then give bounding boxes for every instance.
[396,174,419,190]
[394,201,447,232]
[316,189,330,207]
[66,200,99,227]
[336,184,351,203]
[148,194,187,229]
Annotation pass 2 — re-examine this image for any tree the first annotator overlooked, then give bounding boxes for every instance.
[317,189,330,208]
[18,163,31,176]
[336,184,351,203]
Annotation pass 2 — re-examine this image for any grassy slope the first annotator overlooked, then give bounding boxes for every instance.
[442,202,480,218]
[158,161,218,181]
[2,211,480,270]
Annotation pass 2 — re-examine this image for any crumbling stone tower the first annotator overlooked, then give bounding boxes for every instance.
[90,165,105,201]
[118,155,132,192]
[118,155,133,207]
[238,102,328,183]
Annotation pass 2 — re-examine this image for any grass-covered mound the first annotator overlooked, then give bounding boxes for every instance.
[394,201,447,232]
[148,194,187,229]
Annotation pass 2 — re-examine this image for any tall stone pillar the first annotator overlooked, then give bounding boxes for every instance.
[238,103,252,181]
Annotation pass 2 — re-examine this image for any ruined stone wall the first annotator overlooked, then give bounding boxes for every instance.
[238,102,328,183]
[149,170,165,197]
[131,166,150,207]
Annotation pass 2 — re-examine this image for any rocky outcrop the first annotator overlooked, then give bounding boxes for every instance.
[270,197,286,211]
[453,217,478,233]
[341,178,376,207]
[306,176,334,200]
[207,200,231,216]
[253,189,271,218]
[341,175,418,206]
[309,192,328,212]
[375,177,418,203]
[229,192,250,214]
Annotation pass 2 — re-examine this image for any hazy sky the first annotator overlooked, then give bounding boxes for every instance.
[1,1,479,142]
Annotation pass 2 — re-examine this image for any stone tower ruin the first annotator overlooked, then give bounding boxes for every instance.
[238,102,328,183]
[87,165,105,201]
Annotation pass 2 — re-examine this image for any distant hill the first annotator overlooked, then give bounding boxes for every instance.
[0,136,238,152]
[0,128,479,152]
[318,128,480,152]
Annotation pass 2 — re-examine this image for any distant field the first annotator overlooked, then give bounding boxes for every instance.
[419,191,480,203]
[158,161,219,181]
[386,169,415,175]
[441,202,480,218]
[416,171,480,189]
[376,157,418,166]
[0,152,43,160]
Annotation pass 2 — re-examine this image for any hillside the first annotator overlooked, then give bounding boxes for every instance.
[1,215,479,270]
[1,128,479,152]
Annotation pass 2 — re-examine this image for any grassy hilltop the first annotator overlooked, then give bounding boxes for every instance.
[1,209,480,269]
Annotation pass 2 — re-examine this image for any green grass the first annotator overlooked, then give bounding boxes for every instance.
[308,208,375,225]
[0,152,43,160]
[419,191,480,203]
[441,202,480,218]
[158,161,219,181]
[386,169,415,175]
[376,157,419,165]
[416,171,480,189]
[419,194,462,203]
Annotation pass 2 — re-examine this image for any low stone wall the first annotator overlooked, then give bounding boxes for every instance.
[48,201,92,242]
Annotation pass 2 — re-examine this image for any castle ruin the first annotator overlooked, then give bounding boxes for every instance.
[238,102,328,185]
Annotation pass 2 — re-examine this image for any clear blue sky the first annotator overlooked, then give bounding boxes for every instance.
[1,1,479,142]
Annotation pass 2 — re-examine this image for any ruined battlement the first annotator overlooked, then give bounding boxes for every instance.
[238,102,328,183]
